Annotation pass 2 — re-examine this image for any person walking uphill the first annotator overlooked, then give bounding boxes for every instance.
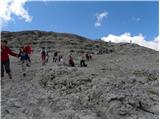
[68,54,75,67]
[1,40,19,79]
[53,51,58,63]
[18,47,30,76]
[23,44,32,63]
[40,47,47,65]
[80,55,87,67]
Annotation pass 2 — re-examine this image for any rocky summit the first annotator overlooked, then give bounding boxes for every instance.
[1,30,159,119]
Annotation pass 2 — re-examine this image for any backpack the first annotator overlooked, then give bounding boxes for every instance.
[42,50,46,56]
[54,52,58,57]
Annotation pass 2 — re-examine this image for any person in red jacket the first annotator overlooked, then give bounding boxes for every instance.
[23,44,32,62]
[1,40,19,79]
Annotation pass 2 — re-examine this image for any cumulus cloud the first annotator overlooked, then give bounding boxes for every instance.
[95,11,108,27]
[101,33,159,51]
[0,0,32,27]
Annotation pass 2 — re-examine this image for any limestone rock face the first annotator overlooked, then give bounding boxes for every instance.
[1,31,159,119]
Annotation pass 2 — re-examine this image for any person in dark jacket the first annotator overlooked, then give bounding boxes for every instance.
[40,47,47,65]
[53,51,58,62]
[80,55,87,67]
[1,40,18,79]
[68,55,75,67]
[86,53,90,61]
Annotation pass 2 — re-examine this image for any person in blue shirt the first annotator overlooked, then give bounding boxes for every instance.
[18,47,30,76]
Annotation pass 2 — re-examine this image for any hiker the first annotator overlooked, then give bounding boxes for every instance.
[58,55,65,66]
[40,47,47,65]
[23,44,32,63]
[46,50,49,63]
[1,40,19,79]
[89,53,92,60]
[53,51,58,62]
[80,55,87,67]
[19,47,30,66]
[68,55,75,67]
[18,47,30,76]
[130,39,134,47]
[86,53,90,61]
[58,55,61,62]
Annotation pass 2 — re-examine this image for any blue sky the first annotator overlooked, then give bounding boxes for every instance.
[1,1,159,41]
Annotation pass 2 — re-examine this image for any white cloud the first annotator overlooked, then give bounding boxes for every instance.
[0,0,32,27]
[132,16,141,22]
[101,33,159,51]
[95,11,108,27]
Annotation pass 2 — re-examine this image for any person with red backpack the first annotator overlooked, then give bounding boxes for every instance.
[18,47,30,76]
[23,44,32,62]
[40,47,47,65]
[26,44,33,55]
[1,40,19,79]
[68,54,75,67]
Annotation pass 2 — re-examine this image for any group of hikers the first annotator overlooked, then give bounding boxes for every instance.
[1,40,93,79]
[1,40,33,78]
[40,47,92,67]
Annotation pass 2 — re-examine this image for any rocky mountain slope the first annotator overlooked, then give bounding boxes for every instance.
[1,31,159,119]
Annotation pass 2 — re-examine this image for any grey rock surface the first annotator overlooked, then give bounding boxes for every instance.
[1,31,159,119]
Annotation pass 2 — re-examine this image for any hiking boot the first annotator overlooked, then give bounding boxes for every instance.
[8,73,12,79]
